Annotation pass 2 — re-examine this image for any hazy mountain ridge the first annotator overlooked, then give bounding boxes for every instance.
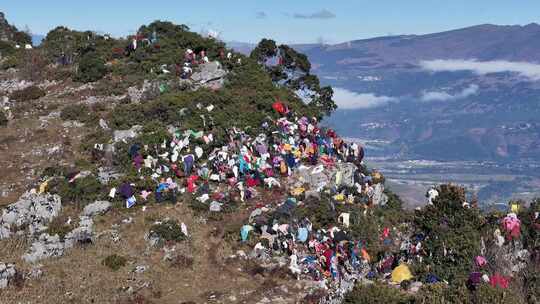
[286,24,540,162]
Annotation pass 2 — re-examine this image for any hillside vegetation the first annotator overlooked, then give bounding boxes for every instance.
[0,12,539,304]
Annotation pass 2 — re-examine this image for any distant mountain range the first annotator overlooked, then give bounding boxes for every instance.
[230,24,540,162]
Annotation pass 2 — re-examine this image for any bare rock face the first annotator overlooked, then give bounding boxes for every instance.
[0,191,62,239]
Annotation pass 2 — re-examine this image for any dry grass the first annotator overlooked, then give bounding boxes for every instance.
[0,202,306,303]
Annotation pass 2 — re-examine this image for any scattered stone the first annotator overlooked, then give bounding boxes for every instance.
[163,246,176,261]
[62,121,85,128]
[113,125,142,142]
[27,264,43,279]
[82,201,111,217]
[99,118,109,130]
[133,265,148,273]
[0,263,16,289]
[97,167,122,184]
[409,281,423,293]
[46,145,62,155]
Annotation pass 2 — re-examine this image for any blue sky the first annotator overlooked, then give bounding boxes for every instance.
[4,1,540,44]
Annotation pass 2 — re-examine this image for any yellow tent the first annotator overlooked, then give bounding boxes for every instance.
[391,264,413,283]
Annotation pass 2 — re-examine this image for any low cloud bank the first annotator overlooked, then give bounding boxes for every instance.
[421,84,479,102]
[333,88,396,109]
[420,59,540,81]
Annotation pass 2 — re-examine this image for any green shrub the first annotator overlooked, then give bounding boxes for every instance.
[49,175,104,205]
[149,220,186,243]
[0,111,7,126]
[1,54,20,69]
[60,103,92,122]
[0,41,16,57]
[413,184,483,282]
[292,196,336,229]
[343,282,413,304]
[9,85,46,102]
[414,283,472,304]
[46,215,74,241]
[473,284,525,304]
[74,51,108,83]
[102,254,127,271]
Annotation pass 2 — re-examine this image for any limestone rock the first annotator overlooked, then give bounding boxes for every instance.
[82,201,111,217]
[113,125,142,142]
[0,191,62,239]
[64,216,94,248]
[191,62,227,89]
[23,233,65,263]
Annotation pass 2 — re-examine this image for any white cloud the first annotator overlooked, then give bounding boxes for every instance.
[294,9,336,19]
[421,84,479,102]
[333,87,396,109]
[420,59,540,81]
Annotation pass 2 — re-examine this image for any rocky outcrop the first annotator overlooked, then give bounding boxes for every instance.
[64,216,93,248]
[23,215,95,263]
[0,191,62,239]
[191,62,227,90]
[22,233,65,263]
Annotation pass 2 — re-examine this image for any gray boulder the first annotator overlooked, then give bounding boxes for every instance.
[64,216,94,248]
[23,233,65,263]
[82,201,111,217]
[0,191,62,239]
[191,62,227,89]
